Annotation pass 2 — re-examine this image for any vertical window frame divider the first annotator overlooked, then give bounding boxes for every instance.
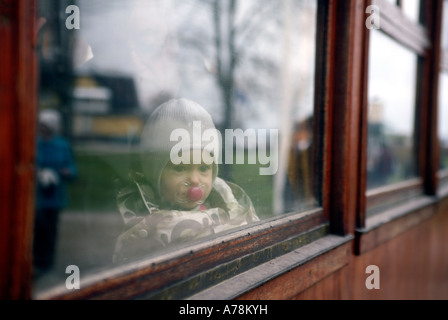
[327,0,369,237]
[358,0,373,230]
[420,0,443,196]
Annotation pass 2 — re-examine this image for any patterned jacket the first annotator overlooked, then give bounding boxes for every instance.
[113,173,259,264]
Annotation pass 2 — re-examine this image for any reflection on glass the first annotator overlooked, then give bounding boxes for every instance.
[439,1,448,170]
[33,110,78,278]
[33,0,318,293]
[442,0,448,51]
[402,0,421,23]
[367,30,418,190]
[439,73,448,169]
[383,0,420,24]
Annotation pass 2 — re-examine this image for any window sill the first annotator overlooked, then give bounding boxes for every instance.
[34,209,327,300]
[188,234,353,300]
[355,195,437,254]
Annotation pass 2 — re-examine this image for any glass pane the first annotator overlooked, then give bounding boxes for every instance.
[441,1,448,170]
[382,0,420,24]
[366,30,418,190]
[442,0,448,51]
[439,72,448,170]
[33,0,319,293]
[402,0,421,23]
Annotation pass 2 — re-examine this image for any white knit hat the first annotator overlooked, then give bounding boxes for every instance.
[140,98,220,193]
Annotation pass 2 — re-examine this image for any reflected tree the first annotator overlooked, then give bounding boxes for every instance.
[184,0,280,179]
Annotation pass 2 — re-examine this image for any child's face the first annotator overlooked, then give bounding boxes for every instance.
[160,150,213,210]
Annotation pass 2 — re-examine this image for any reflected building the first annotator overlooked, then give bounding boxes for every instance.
[72,74,144,145]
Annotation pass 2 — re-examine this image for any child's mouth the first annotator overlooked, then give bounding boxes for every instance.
[174,182,207,206]
[187,187,203,202]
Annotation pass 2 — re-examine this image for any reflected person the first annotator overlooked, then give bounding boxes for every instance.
[113,98,259,263]
[33,109,77,276]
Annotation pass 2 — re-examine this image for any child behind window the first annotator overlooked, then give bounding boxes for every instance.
[113,98,259,263]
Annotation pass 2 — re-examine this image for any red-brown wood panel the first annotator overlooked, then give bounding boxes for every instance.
[0,0,37,299]
[291,199,448,300]
[236,198,448,300]
[1,0,447,301]
[236,242,351,300]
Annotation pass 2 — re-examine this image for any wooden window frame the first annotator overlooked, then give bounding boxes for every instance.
[355,0,444,254]
[28,0,368,300]
[3,0,444,300]
[437,0,448,187]
[0,0,37,300]
[31,0,342,300]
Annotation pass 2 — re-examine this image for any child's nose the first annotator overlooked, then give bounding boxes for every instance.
[188,170,201,185]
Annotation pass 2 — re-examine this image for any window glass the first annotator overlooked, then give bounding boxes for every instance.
[401,0,421,24]
[439,1,448,171]
[382,0,420,24]
[442,0,448,51]
[366,29,418,190]
[33,0,319,293]
[439,73,448,170]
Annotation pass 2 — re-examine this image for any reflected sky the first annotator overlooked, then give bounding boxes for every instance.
[383,0,420,23]
[402,0,420,23]
[74,0,316,130]
[439,73,448,144]
[368,29,417,137]
[366,28,418,189]
[443,0,448,50]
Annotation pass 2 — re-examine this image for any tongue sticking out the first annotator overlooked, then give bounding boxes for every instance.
[187,187,203,202]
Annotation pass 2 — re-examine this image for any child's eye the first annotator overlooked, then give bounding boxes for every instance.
[199,164,212,172]
[172,165,186,172]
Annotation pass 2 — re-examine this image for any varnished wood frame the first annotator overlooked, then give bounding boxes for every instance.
[355,0,444,253]
[359,0,429,224]
[190,234,353,300]
[326,0,370,236]
[438,0,448,187]
[0,0,37,299]
[360,0,436,212]
[31,0,337,300]
[36,211,328,300]
[2,0,446,300]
